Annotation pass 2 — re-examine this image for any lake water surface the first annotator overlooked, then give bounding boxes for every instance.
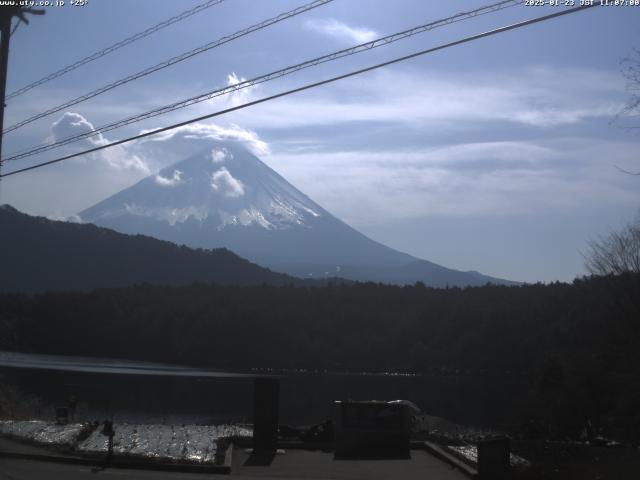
[1,351,529,428]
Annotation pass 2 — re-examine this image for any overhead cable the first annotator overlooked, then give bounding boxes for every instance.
[3,0,334,134]
[4,0,522,162]
[6,0,227,100]
[0,4,599,179]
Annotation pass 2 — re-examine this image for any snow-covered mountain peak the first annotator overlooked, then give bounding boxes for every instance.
[77,141,515,286]
[81,142,323,231]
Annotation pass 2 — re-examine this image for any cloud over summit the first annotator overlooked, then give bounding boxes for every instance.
[155,169,183,187]
[46,111,270,180]
[211,147,232,163]
[138,122,269,157]
[210,167,245,197]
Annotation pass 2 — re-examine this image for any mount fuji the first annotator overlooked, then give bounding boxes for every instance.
[79,142,515,287]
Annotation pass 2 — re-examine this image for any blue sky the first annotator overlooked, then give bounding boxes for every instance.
[1,0,639,282]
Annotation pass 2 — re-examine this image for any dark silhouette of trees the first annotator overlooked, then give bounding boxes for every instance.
[2,273,640,440]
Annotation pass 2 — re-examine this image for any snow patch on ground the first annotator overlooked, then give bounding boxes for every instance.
[448,444,531,468]
[0,420,252,464]
[77,423,251,463]
[0,420,87,447]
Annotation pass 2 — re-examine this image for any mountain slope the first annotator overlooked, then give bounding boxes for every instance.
[79,142,516,286]
[80,142,415,268]
[0,204,297,293]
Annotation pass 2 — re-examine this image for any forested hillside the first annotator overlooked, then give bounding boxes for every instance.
[0,205,297,292]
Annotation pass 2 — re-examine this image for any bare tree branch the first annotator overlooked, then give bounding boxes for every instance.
[584,217,640,276]
[611,48,640,175]
[614,165,640,176]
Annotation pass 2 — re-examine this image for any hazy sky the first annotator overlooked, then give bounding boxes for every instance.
[1,0,639,283]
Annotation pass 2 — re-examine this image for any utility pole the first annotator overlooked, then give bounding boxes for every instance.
[0,9,12,172]
[0,6,44,178]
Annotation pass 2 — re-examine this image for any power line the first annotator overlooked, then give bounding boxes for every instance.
[3,0,333,134]
[0,6,45,183]
[5,0,227,101]
[0,3,599,179]
[4,0,523,163]
[5,0,521,161]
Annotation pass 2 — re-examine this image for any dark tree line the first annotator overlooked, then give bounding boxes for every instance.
[2,273,640,440]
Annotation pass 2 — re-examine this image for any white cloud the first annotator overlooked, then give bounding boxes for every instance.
[211,147,232,163]
[101,147,150,174]
[51,111,107,147]
[46,212,82,223]
[226,72,259,106]
[33,114,266,211]
[210,167,245,197]
[155,169,183,187]
[139,122,269,156]
[47,114,269,180]
[213,67,623,130]
[50,112,150,174]
[305,18,377,43]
